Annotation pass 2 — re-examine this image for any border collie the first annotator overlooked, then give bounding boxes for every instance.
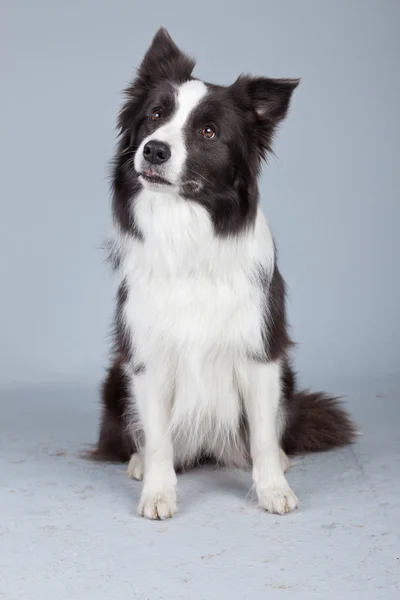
[90,28,356,519]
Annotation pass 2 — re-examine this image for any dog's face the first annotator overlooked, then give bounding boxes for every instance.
[134,79,233,193]
[114,28,299,235]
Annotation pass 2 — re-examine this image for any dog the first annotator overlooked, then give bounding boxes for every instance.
[90,28,356,519]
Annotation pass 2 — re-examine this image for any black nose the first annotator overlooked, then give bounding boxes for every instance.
[143,140,171,165]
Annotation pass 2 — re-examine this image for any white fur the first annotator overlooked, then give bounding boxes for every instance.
[280,448,291,473]
[127,452,143,480]
[115,81,297,518]
[240,360,298,514]
[134,79,208,186]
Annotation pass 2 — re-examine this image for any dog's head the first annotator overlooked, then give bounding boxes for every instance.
[114,28,299,235]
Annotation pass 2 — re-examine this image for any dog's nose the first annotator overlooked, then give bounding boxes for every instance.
[143,140,171,165]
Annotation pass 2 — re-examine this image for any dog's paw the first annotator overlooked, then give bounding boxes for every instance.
[257,485,298,515]
[138,486,177,520]
[126,453,143,481]
[279,448,291,474]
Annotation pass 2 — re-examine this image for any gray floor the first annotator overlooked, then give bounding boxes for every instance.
[1,381,399,599]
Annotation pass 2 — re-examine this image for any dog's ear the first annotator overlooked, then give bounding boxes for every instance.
[247,77,299,122]
[231,75,299,159]
[138,28,195,84]
[117,29,195,134]
[233,76,299,123]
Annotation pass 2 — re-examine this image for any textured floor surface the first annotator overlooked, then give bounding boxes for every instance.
[1,381,399,599]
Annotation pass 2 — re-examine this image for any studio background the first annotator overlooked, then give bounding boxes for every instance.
[1,0,399,393]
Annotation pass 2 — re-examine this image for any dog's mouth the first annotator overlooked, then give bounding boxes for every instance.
[140,170,171,186]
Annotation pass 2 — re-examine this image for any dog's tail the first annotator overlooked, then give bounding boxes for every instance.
[281,367,357,455]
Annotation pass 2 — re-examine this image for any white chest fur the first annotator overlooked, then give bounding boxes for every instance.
[115,189,275,457]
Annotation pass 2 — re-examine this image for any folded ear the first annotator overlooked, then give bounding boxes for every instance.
[138,27,195,84]
[233,75,300,123]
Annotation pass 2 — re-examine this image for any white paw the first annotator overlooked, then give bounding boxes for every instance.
[279,448,291,474]
[126,453,143,481]
[257,485,298,515]
[138,486,177,520]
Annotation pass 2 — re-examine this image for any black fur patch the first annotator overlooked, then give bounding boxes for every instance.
[114,278,145,375]
[88,359,134,463]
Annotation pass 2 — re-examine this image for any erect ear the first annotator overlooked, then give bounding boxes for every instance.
[233,75,300,123]
[117,28,195,134]
[138,27,195,84]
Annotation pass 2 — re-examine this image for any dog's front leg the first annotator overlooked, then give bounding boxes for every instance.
[243,360,298,514]
[133,360,177,520]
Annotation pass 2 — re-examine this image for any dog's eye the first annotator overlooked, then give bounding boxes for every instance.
[151,109,163,121]
[201,126,215,139]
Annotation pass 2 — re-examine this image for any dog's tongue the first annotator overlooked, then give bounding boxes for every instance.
[144,169,158,178]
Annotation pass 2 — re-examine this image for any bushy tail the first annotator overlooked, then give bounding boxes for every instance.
[282,388,357,456]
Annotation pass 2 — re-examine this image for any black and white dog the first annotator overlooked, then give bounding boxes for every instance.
[91,28,356,519]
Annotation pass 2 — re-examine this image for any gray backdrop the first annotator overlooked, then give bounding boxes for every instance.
[1,0,399,392]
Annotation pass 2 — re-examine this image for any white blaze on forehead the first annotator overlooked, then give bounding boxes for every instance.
[135,79,208,185]
[171,79,208,128]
